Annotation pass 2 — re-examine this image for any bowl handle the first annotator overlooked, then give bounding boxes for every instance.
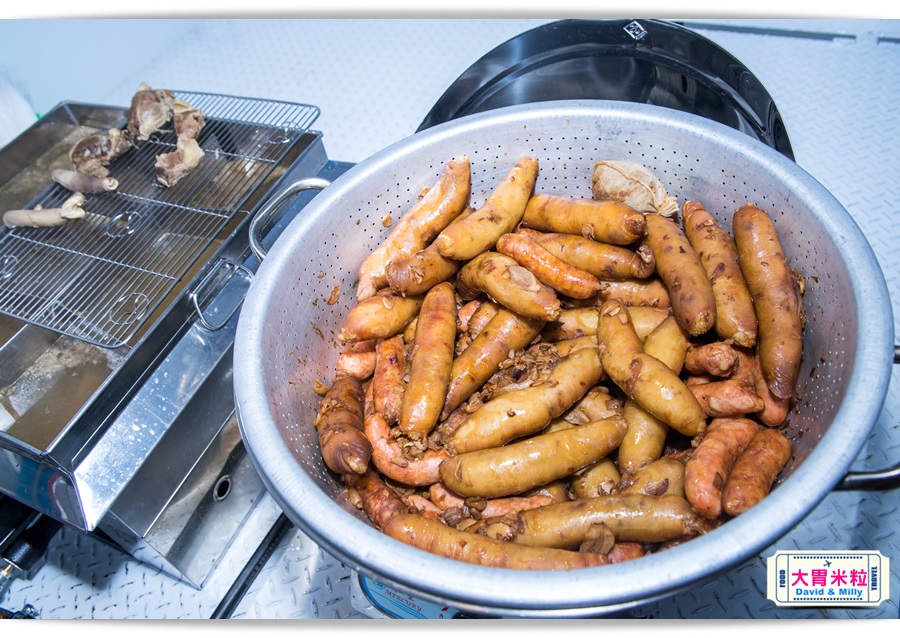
[249,177,331,261]
[834,345,900,491]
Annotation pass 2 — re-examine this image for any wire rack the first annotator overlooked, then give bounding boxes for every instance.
[0,91,319,348]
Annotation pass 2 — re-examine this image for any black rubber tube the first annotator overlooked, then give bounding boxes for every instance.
[210,512,294,619]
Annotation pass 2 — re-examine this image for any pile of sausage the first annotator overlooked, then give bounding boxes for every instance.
[313,155,802,570]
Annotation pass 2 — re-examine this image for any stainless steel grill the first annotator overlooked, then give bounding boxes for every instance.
[0,91,319,348]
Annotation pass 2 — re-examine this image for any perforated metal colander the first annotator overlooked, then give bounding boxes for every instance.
[233,100,894,616]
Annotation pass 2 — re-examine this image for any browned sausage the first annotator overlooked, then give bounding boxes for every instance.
[682,200,758,347]
[441,307,544,419]
[570,458,621,498]
[521,193,647,245]
[357,157,470,299]
[364,412,449,486]
[541,307,601,341]
[435,156,538,261]
[397,282,457,441]
[690,379,766,418]
[542,306,669,342]
[522,230,655,280]
[385,207,474,297]
[338,289,424,344]
[618,457,686,498]
[643,213,717,337]
[598,300,706,437]
[617,315,690,474]
[552,335,598,356]
[449,346,605,453]
[684,417,759,519]
[440,415,627,498]
[751,351,792,427]
[481,494,711,547]
[382,512,611,570]
[597,278,671,309]
[684,341,740,377]
[403,493,444,520]
[722,428,793,516]
[729,345,757,387]
[335,339,378,380]
[314,374,372,475]
[456,251,560,321]
[347,468,409,528]
[732,204,803,399]
[496,232,602,299]
[385,240,463,297]
[427,482,555,519]
[372,335,407,425]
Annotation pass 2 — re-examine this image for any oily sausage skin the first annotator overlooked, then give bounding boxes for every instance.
[597,278,671,309]
[617,316,689,474]
[689,379,766,418]
[685,342,740,377]
[480,494,712,548]
[684,417,759,520]
[385,207,473,297]
[682,201,758,347]
[356,157,470,300]
[385,241,463,297]
[364,412,449,487]
[643,213,716,337]
[397,282,457,441]
[521,229,656,280]
[456,251,561,321]
[521,194,647,246]
[338,289,424,344]
[314,374,372,475]
[722,428,792,516]
[732,204,803,399]
[751,351,792,427]
[496,232,602,299]
[372,335,407,425]
[439,416,627,499]
[383,513,611,570]
[449,347,605,454]
[435,156,538,261]
[598,300,706,438]
[441,308,544,420]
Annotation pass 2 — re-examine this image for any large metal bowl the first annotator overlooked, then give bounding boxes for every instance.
[233,100,893,617]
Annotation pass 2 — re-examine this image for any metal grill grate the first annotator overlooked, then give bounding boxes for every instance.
[0,91,319,348]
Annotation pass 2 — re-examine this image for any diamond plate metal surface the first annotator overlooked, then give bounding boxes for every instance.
[1,18,899,620]
[227,529,364,620]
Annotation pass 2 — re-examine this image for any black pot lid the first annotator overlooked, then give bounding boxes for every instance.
[418,19,794,160]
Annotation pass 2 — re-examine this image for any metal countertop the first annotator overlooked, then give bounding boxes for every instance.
[0,18,898,620]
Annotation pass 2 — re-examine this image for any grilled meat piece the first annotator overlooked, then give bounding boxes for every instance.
[127,82,175,142]
[155,137,204,187]
[172,98,205,140]
[155,98,206,187]
[69,127,133,178]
